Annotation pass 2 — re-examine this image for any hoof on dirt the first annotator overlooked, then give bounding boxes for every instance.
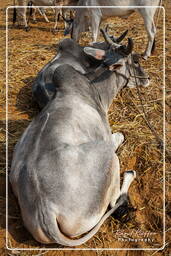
[52,29,58,35]
[32,20,37,24]
[141,53,148,60]
[112,197,136,223]
[25,26,31,32]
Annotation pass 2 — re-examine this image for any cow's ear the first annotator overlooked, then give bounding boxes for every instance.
[84,47,105,60]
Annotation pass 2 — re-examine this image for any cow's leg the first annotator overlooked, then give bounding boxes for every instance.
[53,9,60,32]
[91,22,99,42]
[110,169,136,208]
[16,0,30,31]
[109,132,124,206]
[110,153,121,207]
[22,9,30,31]
[120,170,136,195]
[32,8,37,23]
[91,12,101,42]
[139,9,157,59]
[60,8,67,29]
[143,19,156,59]
[17,7,28,28]
[110,133,135,207]
[43,12,50,23]
[111,132,124,152]
[39,8,50,23]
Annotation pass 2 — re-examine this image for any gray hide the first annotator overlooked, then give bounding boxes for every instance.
[10,37,148,246]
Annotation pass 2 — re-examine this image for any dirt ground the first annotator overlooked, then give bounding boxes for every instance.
[0,0,171,255]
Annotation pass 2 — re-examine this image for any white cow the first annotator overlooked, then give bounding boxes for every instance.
[65,0,162,59]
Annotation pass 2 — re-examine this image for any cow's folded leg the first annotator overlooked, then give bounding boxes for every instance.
[110,170,136,208]
[110,154,120,208]
[120,170,136,195]
[111,170,136,220]
[112,132,124,151]
[111,169,136,206]
[110,166,136,209]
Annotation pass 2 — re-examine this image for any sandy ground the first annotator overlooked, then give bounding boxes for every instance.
[0,0,171,255]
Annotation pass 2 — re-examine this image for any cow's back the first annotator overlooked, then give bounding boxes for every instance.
[81,0,160,18]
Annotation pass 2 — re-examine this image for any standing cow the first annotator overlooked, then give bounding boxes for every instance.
[65,0,162,59]
[10,30,150,246]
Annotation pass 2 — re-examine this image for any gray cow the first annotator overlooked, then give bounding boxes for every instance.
[65,0,162,59]
[10,30,149,246]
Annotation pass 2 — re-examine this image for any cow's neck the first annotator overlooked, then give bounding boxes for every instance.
[91,69,128,112]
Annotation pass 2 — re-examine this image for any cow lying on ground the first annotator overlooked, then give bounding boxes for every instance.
[64,0,162,59]
[32,28,149,109]
[10,30,149,246]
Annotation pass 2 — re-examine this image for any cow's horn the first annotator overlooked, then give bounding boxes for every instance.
[124,38,134,55]
[100,28,119,48]
[113,29,128,43]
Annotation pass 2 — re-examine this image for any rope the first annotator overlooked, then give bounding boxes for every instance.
[135,80,163,149]
[131,55,171,162]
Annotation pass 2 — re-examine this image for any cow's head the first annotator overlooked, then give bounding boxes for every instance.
[83,28,150,88]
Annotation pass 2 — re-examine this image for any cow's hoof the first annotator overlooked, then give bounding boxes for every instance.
[25,26,31,32]
[125,170,136,179]
[142,79,150,87]
[141,53,148,60]
[112,199,136,223]
[52,29,58,35]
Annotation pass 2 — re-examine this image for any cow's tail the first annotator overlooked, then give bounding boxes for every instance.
[151,38,156,54]
[13,0,17,24]
[39,195,126,247]
[156,0,163,27]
